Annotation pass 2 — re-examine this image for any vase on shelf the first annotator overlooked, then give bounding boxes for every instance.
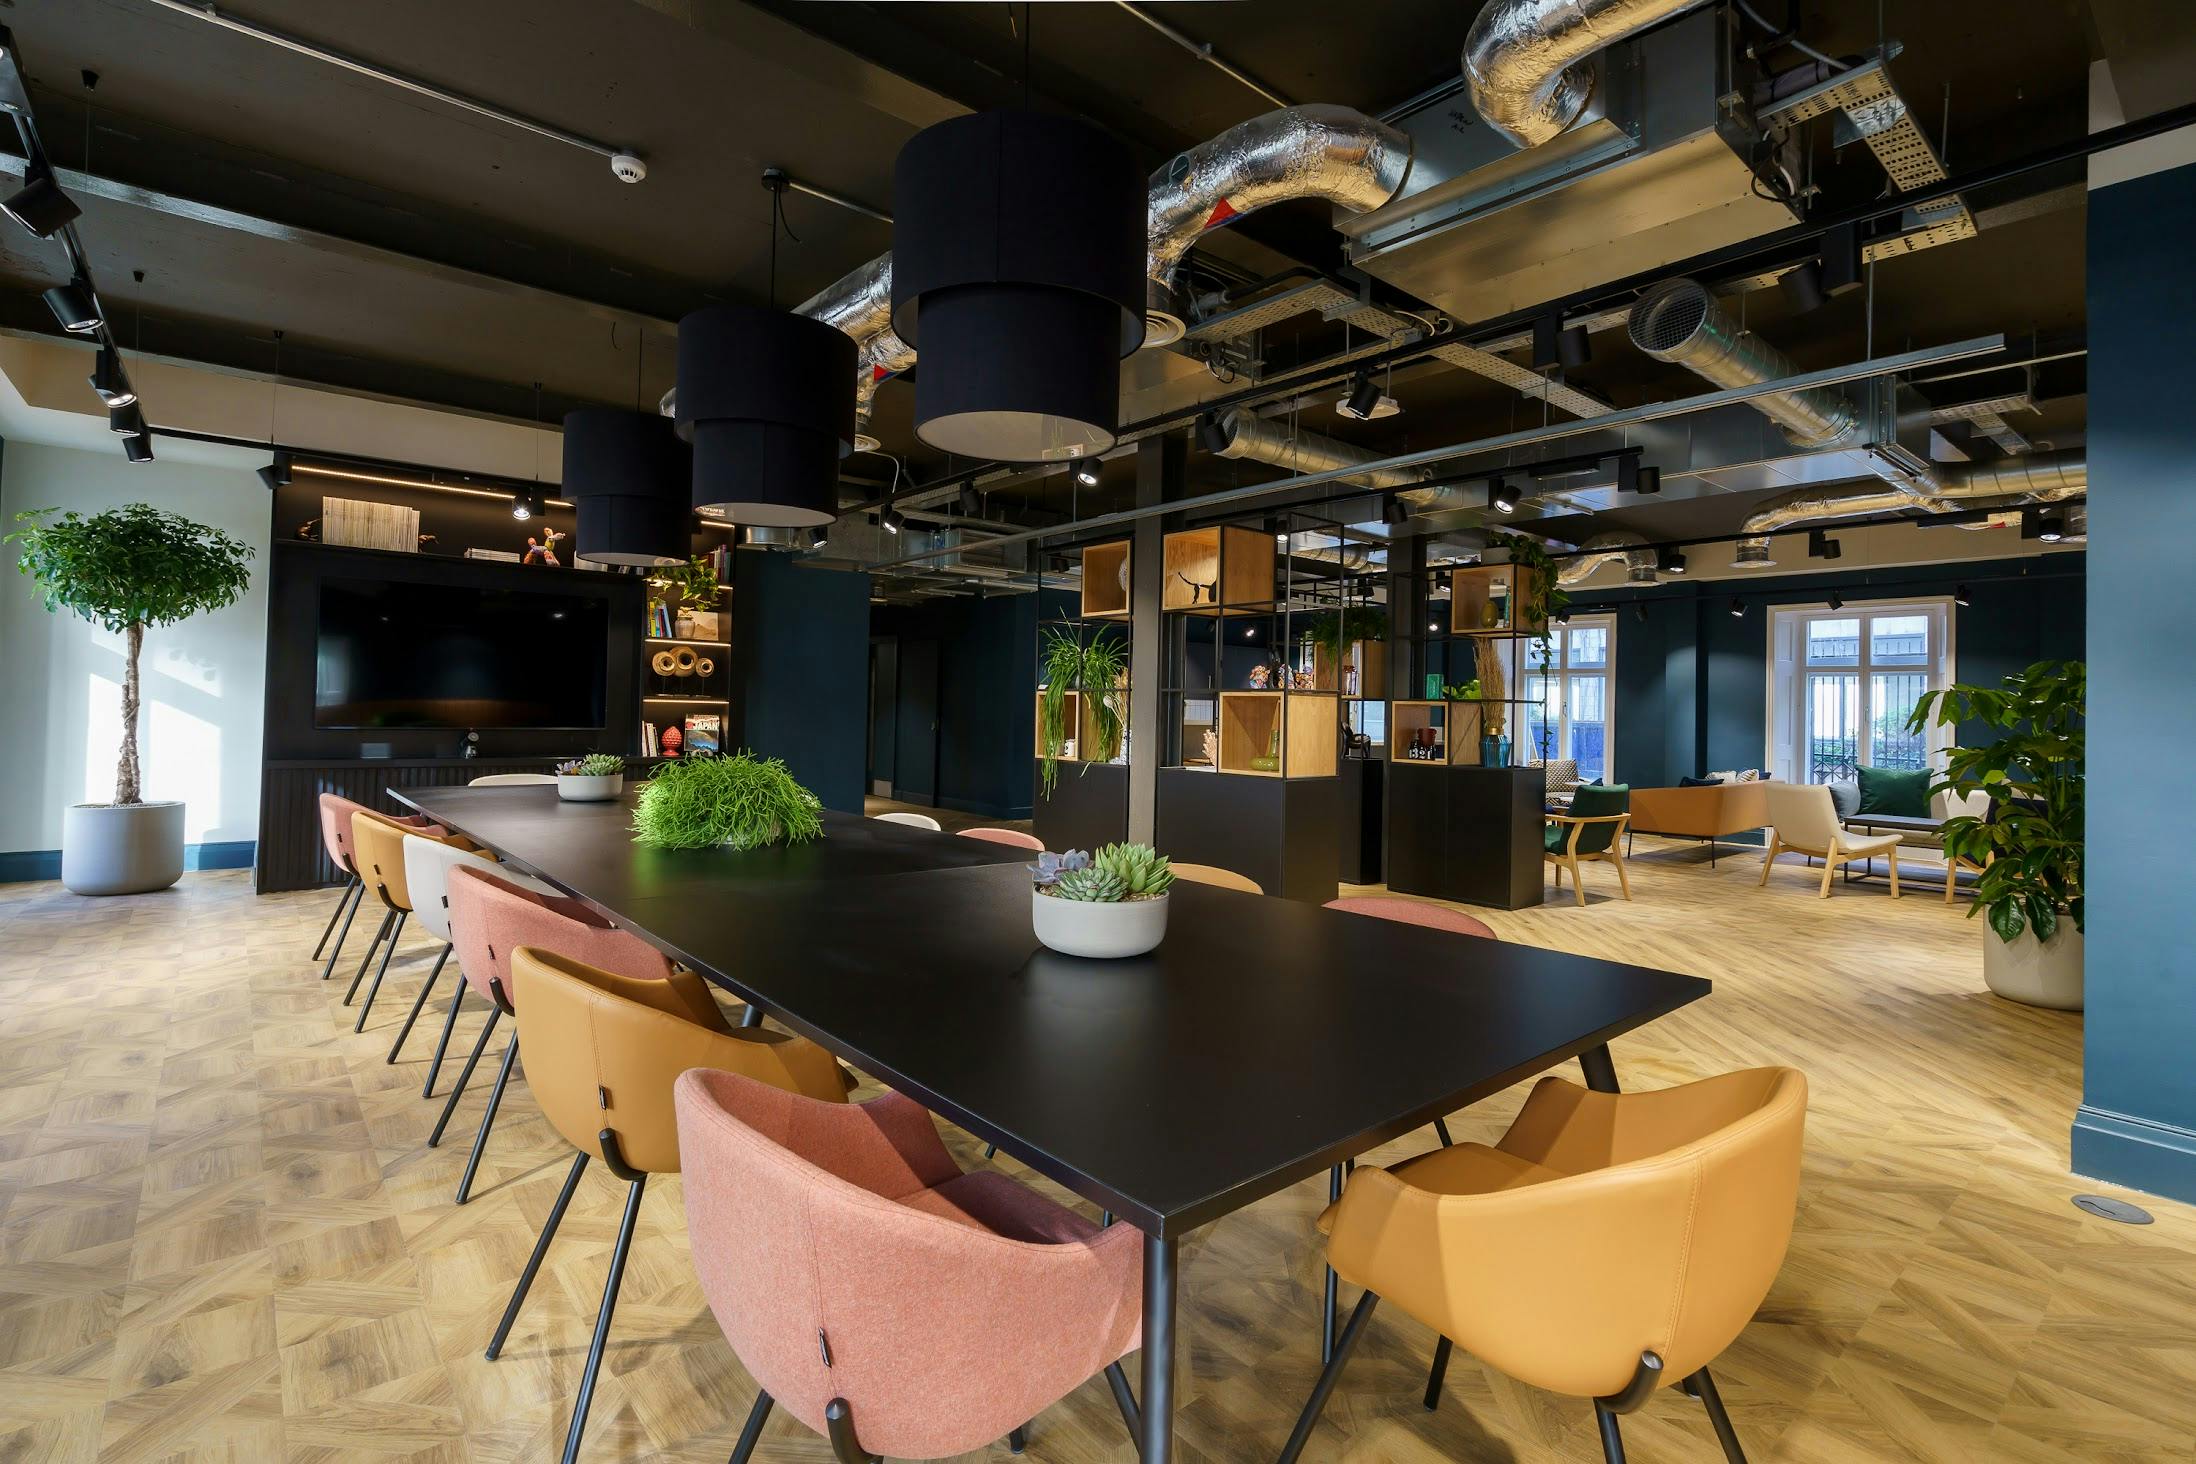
[1479,734,1511,766]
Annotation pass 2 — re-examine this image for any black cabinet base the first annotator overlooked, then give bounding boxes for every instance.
[1385,763,1547,910]
[1032,760,1130,854]
[1156,768,1340,904]
[1338,757,1384,886]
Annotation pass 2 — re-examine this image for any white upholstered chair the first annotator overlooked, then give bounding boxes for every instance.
[394,835,555,1080]
[1760,782,1902,898]
[468,773,558,786]
[872,811,944,831]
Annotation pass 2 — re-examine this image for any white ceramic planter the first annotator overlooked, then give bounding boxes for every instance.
[1031,889,1169,959]
[1984,921,2084,1011]
[61,801,185,896]
[556,772,624,802]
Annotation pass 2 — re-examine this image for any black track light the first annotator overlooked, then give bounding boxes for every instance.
[88,346,135,407]
[1827,592,1845,611]
[1338,369,1383,421]
[957,485,980,516]
[1822,221,1865,297]
[2037,511,2066,543]
[1657,546,1687,575]
[1530,314,1593,372]
[1194,411,1230,455]
[1808,528,1841,561]
[1954,584,1972,607]
[1616,454,1638,495]
[42,278,100,334]
[1489,476,1518,515]
[3,163,82,239]
[255,452,292,493]
[1779,260,1826,314]
[1729,597,1746,619]
[108,401,145,438]
[881,505,906,535]
[1382,496,1410,527]
[809,522,831,550]
[1638,466,1662,495]
[122,430,154,464]
[510,491,537,522]
[1632,601,1649,624]
[1073,460,1100,488]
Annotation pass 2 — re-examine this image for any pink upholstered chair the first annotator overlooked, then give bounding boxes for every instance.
[956,826,1045,851]
[1323,896,1497,940]
[674,1068,1146,1463]
[429,863,676,1204]
[312,793,440,981]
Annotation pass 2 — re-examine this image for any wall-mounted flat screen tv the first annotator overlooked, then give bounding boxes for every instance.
[315,577,609,730]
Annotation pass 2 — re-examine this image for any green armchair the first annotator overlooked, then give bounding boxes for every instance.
[1545,784,1633,908]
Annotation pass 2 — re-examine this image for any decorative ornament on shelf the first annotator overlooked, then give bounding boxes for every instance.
[522,527,566,566]
[652,650,679,676]
[658,723,683,758]
[629,751,824,850]
[1030,843,1176,958]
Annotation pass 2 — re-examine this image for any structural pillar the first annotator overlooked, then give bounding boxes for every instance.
[1126,432,1182,844]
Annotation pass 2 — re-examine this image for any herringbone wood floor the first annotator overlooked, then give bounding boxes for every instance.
[2,842,2191,1463]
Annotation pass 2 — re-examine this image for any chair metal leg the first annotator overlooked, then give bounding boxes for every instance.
[983,1143,997,1160]
[354,911,407,1030]
[1007,1424,1028,1453]
[1594,1404,1628,1464]
[318,880,365,980]
[1687,1368,1749,1462]
[345,909,394,1001]
[386,943,452,1064]
[455,1034,519,1204]
[313,876,360,960]
[428,1007,499,1147]
[1103,1361,1141,1443]
[1423,1336,1453,1411]
[727,1390,773,1464]
[825,1399,883,1464]
[1321,1163,1344,1363]
[1278,1292,1379,1464]
[423,981,465,1099]
[488,1150,588,1359]
[559,1176,646,1464]
[1433,1117,1454,1147]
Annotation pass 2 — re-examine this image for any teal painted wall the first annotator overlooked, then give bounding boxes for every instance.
[728,550,872,813]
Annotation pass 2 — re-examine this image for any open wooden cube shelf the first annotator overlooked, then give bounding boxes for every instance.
[1079,540,1130,620]
[1215,691,1337,778]
[1162,526,1274,614]
[1036,687,1130,767]
[1450,563,1547,637]
[1310,638,1386,696]
[1387,698,1534,766]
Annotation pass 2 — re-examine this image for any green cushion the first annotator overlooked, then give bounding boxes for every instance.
[1548,783,1630,857]
[1856,766,1931,817]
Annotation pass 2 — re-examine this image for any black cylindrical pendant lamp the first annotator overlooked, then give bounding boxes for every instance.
[891,111,1144,464]
[563,408,692,566]
[675,304,855,527]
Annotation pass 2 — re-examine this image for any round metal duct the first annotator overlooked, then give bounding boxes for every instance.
[891,111,1145,463]
[675,305,855,527]
[562,408,691,567]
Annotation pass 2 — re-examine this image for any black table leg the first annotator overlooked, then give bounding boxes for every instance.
[1140,1231,1177,1464]
[1321,1164,1343,1363]
[1579,1043,1621,1093]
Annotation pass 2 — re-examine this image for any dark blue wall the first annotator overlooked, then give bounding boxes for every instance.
[2074,155,2196,1203]
[729,549,872,813]
[871,589,1079,819]
[1568,554,2085,791]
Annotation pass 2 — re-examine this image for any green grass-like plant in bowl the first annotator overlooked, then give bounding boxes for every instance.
[630,751,824,851]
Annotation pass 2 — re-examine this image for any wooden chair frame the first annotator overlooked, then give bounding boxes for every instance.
[1760,830,1903,899]
[1544,812,1633,909]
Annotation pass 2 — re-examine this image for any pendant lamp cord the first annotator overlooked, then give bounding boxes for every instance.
[763,170,799,311]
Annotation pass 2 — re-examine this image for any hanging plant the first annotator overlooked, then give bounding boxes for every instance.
[1079,632,1128,766]
[1301,605,1389,660]
[1037,625,1083,798]
[1486,532,1569,760]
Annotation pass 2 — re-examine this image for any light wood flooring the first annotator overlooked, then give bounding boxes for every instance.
[3,840,2192,1463]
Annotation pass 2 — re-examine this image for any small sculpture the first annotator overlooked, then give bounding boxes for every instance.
[659,723,684,758]
[523,527,566,566]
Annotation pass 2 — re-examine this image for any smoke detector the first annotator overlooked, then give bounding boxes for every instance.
[611,153,647,184]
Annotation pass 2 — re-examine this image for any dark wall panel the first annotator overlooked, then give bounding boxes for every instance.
[730,550,872,814]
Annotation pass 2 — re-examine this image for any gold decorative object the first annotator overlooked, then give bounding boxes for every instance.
[651,650,679,676]
[672,646,700,676]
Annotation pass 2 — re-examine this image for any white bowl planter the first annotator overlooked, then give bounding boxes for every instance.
[62,801,185,896]
[1032,888,1169,959]
[1984,922,2083,1011]
[556,772,624,802]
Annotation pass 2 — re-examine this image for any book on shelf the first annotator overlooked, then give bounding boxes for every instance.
[642,720,658,757]
[684,713,721,756]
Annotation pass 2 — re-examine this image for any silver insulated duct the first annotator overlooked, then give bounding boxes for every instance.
[1731,450,2088,563]
[1211,408,1431,491]
[1463,0,1717,148]
[1557,531,1659,586]
[1628,278,1860,449]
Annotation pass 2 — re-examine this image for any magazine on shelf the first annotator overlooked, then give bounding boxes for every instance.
[684,713,721,755]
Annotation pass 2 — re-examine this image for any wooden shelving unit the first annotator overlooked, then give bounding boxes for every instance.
[1216,691,1338,778]
[1035,686,1129,768]
[1450,563,1547,637]
[1388,698,1538,767]
[1162,525,1274,614]
[1310,638,1386,695]
[1079,540,1130,620]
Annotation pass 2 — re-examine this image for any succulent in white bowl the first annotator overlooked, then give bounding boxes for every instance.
[1031,843,1175,958]
[555,753,626,802]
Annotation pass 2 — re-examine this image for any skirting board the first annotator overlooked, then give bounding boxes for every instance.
[2071,1104,2196,1207]
[0,840,255,884]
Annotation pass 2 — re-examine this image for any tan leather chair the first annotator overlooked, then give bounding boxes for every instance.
[347,810,474,1033]
[1760,782,1902,898]
[1283,1067,1807,1464]
[489,946,848,1464]
[1170,862,1263,894]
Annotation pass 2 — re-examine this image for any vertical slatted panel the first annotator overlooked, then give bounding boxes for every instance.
[255,760,562,892]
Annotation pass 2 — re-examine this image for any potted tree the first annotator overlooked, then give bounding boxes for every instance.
[7,504,254,895]
[1907,660,2084,1009]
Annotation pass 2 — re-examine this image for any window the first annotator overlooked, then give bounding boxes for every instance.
[1524,615,1616,781]
[1768,601,1951,785]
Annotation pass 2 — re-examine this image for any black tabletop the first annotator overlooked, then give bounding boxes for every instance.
[398,784,1709,1236]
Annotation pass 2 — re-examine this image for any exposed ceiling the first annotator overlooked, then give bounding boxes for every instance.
[0,0,2157,559]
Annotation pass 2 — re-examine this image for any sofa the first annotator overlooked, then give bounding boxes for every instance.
[1625,780,1771,866]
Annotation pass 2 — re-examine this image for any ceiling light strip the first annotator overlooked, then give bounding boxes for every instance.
[290,461,574,508]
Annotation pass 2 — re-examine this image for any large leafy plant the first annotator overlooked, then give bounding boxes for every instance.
[650,555,721,605]
[1906,660,2083,945]
[1301,606,1388,659]
[1037,625,1128,798]
[630,751,823,850]
[7,505,254,806]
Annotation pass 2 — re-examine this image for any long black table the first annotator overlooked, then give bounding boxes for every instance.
[396,784,1710,1461]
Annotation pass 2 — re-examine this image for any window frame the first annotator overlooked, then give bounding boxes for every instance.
[1526,612,1617,782]
[1765,597,1955,785]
